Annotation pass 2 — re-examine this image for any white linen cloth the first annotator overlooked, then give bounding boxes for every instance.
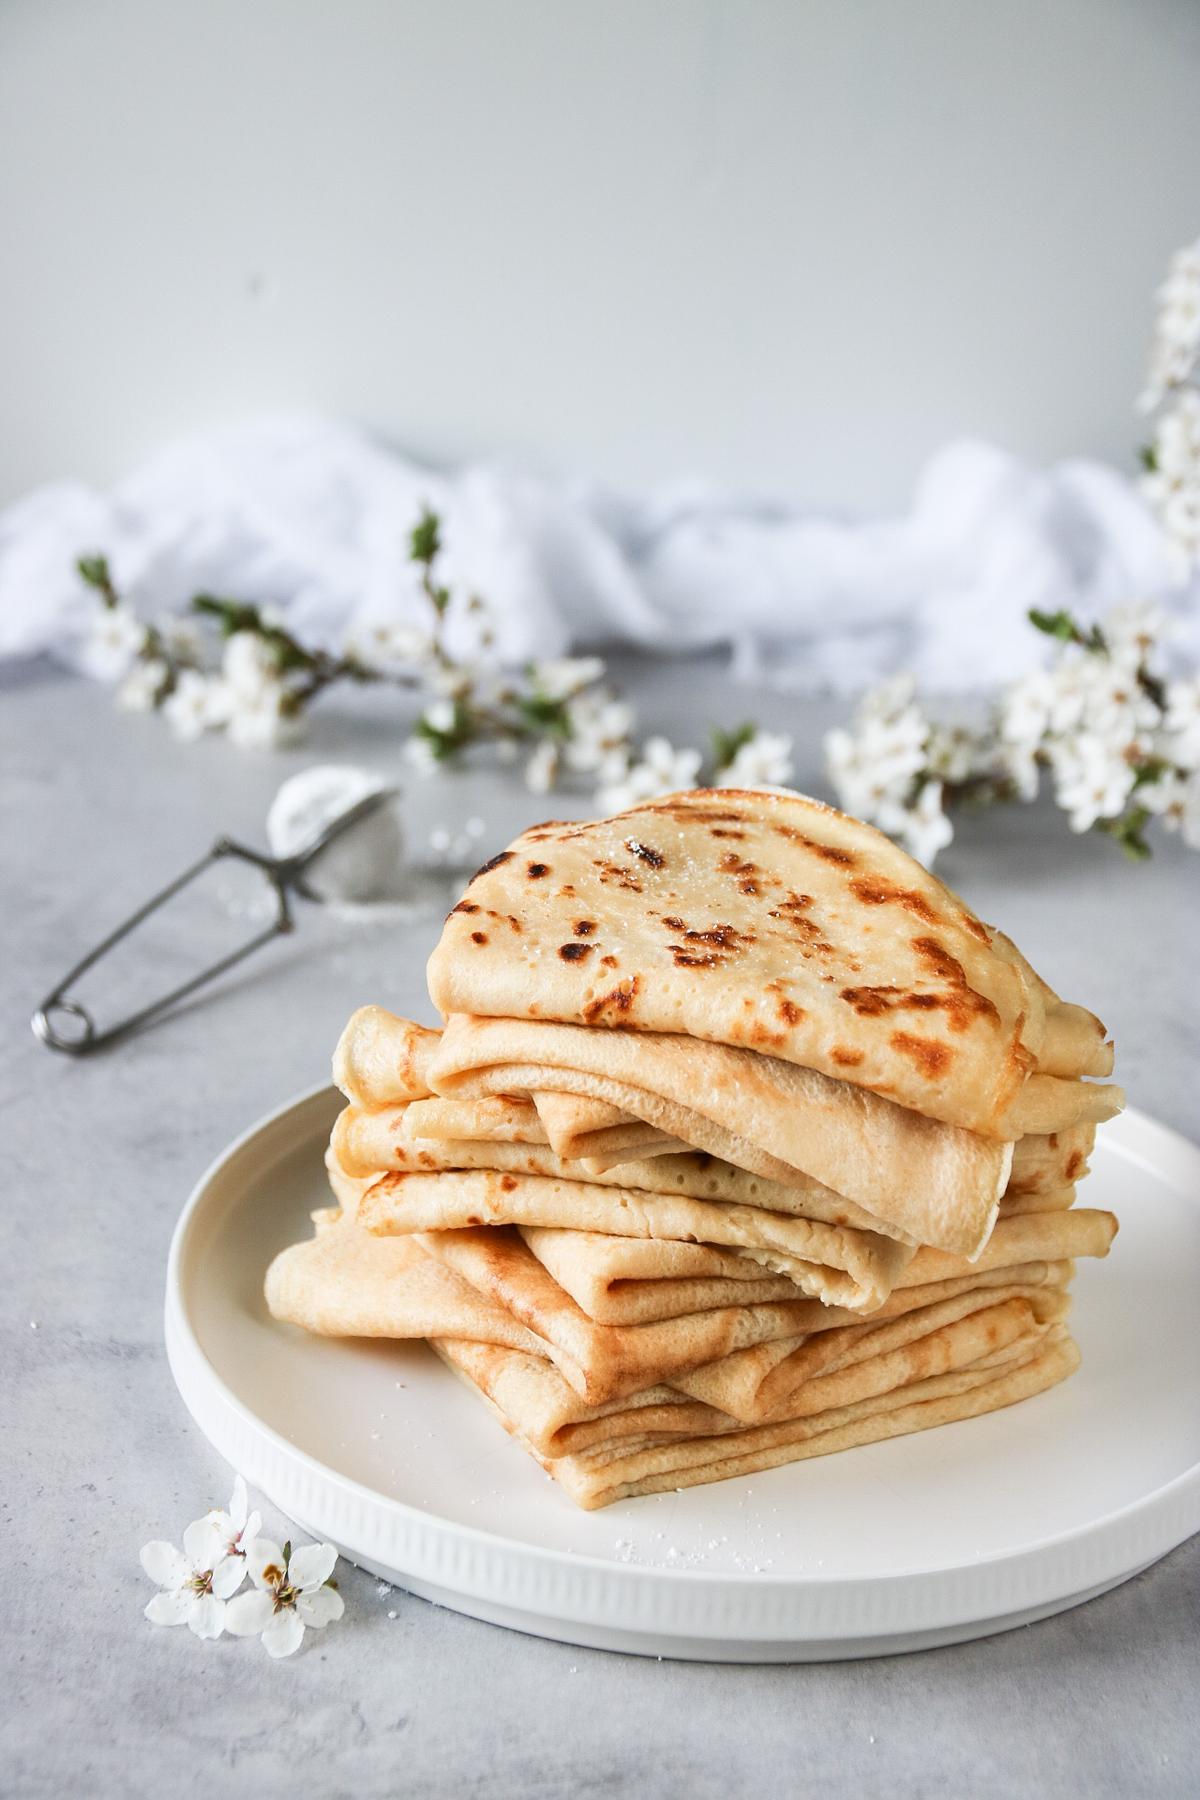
[0,415,1189,690]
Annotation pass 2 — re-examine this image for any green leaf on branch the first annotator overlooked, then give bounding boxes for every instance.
[1099,805,1153,861]
[1130,756,1171,791]
[193,594,264,636]
[77,553,119,608]
[1139,443,1158,473]
[711,722,757,769]
[413,699,476,759]
[1027,608,1107,654]
[516,693,572,738]
[409,508,442,567]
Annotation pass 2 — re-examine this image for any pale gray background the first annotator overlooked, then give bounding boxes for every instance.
[3,663,1197,1800]
[2,0,1200,510]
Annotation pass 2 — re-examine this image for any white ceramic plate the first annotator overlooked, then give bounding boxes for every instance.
[166,1091,1200,1661]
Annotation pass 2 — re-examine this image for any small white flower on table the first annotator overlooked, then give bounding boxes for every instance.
[140,1517,245,1639]
[225,1538,344,1658]
[203,1474,261,1562]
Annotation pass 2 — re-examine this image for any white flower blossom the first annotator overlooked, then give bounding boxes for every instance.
[351,619,433,671]
[226,682,297,750]
[529,657,605,701]
[1049,734,1136,832]
[564,694,636,774]
[1162,677,1200,770]
[525,739,560,794]
[203,1475,262,1563]
[925,724,975,785]
[79,605,148,682]
[714,730,795,789]
[160,617,205,665]
[876,780,954,868]
[422,698,458,734]
[222,630,281,701]
[1140,238,1200,410]
[224,1538,343,1658]
[999,670,1057,746]
[163,671,233,741]
[117,658,169,712]
[1142,388,1200,582]
[140,1517,244,1639]
[824,690,928,820]
[405,734,441,775]
[596,736,702,814]
[996,736,1041,803]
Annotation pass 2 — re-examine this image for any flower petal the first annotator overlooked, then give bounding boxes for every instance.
[211,1555,246,1600]
[228,1475,248,1532]
[244,1538,284,1588]
[223,1588,276,1637]
[145,1589,191,1626]
[140,1540,188,1590]
[296,1585,344,1628]
[289,1542,337,1591]
[243,1510,263,1544]
[187,1592,226,1640]
[183,1517,223,1571]
[262,1609,305,1659]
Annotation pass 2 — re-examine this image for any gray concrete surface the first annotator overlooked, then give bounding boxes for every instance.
[3,658,1197,1799]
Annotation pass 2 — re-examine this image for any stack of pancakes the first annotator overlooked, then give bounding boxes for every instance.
[267,789,1121,1510]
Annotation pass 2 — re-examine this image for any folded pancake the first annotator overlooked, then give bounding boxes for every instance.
[427,788,1114,1134]
[415,1226,867,1404]
[522,1221,1075,1327]
[428,1013,1019,1254]
[334,1097,902,1237]
[357,1166,913,1312]
[437,1329,1081,1508]
[671,1285,1071,1423]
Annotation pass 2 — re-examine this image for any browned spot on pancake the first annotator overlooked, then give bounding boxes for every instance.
[558,942,592,962]
[574,919,596,936]
[466,1215,483,1227]
[599,954,618,969]
[625,838,664,867]
[1065,1150,1084,1180]
[662,915,684,930]
[776,997,804,1026]
[841,986,903,1017]
[831,1046,864,1067]
[960,913,992,945]
[911,936,1001,1029]
[595,861,643,893]
[640,804,743,824]
[416,1150,435,1167]
[582,976,640,1022]
[851,877,941,923]
[526,861,550,878]
[1048,1133,1059,1148]
[499,1175,518,1193]
[718,853,758,876]
[480,908,523,933]
[890,1032,954,1077]
[666,923,752,969]
[468,850,514,882]
[745,1021,785,1048]
[774,824,857,866]
[470,931,488,945]
[450,899,480,916]
[710,827,747,839]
